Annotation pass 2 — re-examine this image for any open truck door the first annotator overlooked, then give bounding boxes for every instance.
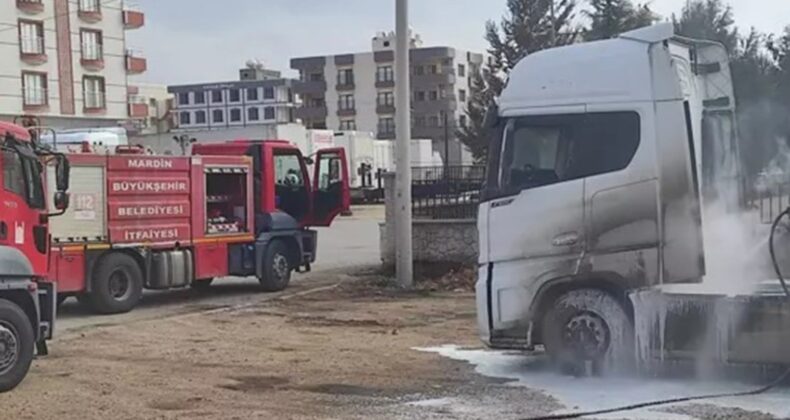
[311,148,350,226]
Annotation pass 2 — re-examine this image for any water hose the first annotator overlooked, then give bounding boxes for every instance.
[521,207,790,420]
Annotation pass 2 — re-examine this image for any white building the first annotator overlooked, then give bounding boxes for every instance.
[0,0,147,128]
[290,31,484,164]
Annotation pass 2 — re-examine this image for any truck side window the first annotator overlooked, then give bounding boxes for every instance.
[500,112,639,192]
[2,150,26,199]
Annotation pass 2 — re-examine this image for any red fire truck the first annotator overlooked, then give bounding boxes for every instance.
[0,121,69,391]
[49,140,349,314]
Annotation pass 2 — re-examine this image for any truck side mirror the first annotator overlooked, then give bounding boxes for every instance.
[483,104,500,129]
[304,156,314,165]
[54,191,69,211]
[55,155,70,192]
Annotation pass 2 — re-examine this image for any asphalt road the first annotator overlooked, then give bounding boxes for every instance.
[57,205,384,333]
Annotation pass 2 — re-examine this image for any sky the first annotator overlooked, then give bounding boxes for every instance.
[127,0,790,86]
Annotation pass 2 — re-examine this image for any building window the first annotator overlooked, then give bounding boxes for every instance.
[458,63,466,77]
[230,108,242,122]
[211,90,223,104]
[415,91,426,102]
[178,92,190,105]
[195,110,206,124]
[338,94,355,111]
[194,91,206,104]
[18,20,44,55]
[414,65,424,76]
[428,116,440,127]
[78,0,100,12]
[179,111,191,125]
[263,87,275,100]
[83,76,105,109]
[212,109,224,123]
[337,68,354,86]
[21,72,47,106]
[459,89,467,102]
[339,120,356,131]
[428,64,438,74]
[80,29,103,60]
[308,72,324,82]
[459,115,468,128]
[377,91,394,107]
[429,91,439,101]
[309,97,326,108]
[247,88,259,101]
[379,117,395,134]
[414,116,426,127]
[248,107,260,121]
[229,89,241,103]
[263,107,275,120]
[376,66,394,83]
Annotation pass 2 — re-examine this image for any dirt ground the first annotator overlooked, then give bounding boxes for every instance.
[0,268,558,420]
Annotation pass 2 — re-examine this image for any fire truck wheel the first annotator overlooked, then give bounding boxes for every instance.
[191,278,214,291]
[0,299,34,393]
[89,253,144,314]
[259,240,292,292]
[541,288,634,375]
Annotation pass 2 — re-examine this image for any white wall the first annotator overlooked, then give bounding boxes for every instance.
[354,52,379,134]
[323,57,339,129]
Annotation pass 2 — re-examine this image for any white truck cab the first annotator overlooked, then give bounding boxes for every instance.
[476,24,740,370]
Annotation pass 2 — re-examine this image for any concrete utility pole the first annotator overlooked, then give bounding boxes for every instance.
[394,0,413,288]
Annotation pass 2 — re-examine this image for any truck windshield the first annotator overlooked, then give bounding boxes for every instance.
[2,147,45,209]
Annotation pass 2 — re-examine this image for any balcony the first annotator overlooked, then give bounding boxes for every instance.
[413,125,448,139]
[295,106,328,120]
[22,88,48,111]
[19,36,47,64]
[337,107,356,117]
[376,104,395,114]
[123,9,145,29]
[80,43,104,70]
[375,79,395,89]
[17,0,44,14]
[294,79,327,94]
[125,49,147,74]
[78,3,102,23]
[412,95,458,113]
[413,72,456,87]
[128,99,149,118]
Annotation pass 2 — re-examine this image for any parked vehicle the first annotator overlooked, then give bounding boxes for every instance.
[476,24,789,371]
[49,139,349,315]
[0,122,69,391]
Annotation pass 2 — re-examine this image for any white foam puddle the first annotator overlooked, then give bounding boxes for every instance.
[415,345,790,420]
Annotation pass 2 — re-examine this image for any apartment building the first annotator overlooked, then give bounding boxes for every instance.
[0,0,147,128]
[290,31,483,164]
[128,83,172,136]
[168,66,298,132]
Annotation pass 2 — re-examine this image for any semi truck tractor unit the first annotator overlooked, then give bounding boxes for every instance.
[476,23,790,373]
[50,140,349,315]
[0,122,69,391]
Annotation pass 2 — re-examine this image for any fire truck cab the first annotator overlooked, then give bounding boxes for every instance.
[0,121,69,391]
[50,139,349,314]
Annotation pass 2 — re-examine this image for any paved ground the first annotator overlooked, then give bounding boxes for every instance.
[57,205,384,333]
[4,204,789,419]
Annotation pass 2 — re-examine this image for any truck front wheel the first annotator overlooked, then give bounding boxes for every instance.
[0,299,34,392]
[87,253,144,314]
[258,240,292,292]
[541,288,634,375]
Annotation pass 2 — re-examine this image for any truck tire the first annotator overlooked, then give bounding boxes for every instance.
[0,299,35,393]
[191,278,214,291]
[87,253,144,315]
[542,288,634,375]
[258,240,292,292]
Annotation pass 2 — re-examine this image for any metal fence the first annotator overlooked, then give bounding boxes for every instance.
[411,165,486,219]
[743,175,790,224]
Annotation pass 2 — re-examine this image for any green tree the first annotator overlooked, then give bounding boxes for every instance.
[674,0,738,52]
[459,0,579,160]
[585,0,658,41]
